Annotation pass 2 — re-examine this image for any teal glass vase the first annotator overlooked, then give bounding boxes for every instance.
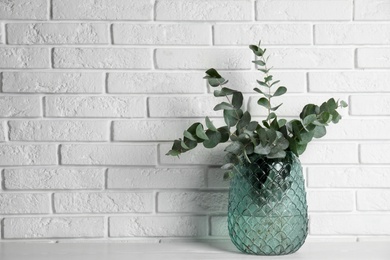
[227,152,308,255]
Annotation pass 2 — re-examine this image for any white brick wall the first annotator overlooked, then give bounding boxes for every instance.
[1,0,389,243]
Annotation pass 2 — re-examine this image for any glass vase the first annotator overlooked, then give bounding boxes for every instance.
[227,152,308,255]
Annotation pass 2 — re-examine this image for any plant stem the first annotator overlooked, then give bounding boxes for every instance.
[260,55,272,125]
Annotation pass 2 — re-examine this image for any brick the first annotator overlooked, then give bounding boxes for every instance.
[155,48,251,69]
[350,95,390,115]
[53,0,153,20]
[355,0,390,20]
[357,48,390,68]
[2,72,104,93]
[54,192,153,213]
[308,167,390,188]
[156,0,252,21]
[45,96,145,118]
[53,48,152,69]
[307,191,354,212]
[109,216,207,237]
[210,216,228,236]
[160,143,226,165]
[324,119,390,140]
[3,217,104,238]
[9,120,109,141]
[107,72,205,94]
[61,144,157,165]
[315,24,390,45]
[0,47,49,68]
[0,96,41,117]
[248,94,347,117]
[158,191,228,213]
[4,168,104,190]
[0,144,56,165]
[107,168,206,189]
[357,190,390,211]
[148,96,222,118]
[113,24,210,45]
[310,214,390,235]
[299,143,358,164]
[256,0,352,21]
[0,0,47,19]
[113,119,197,141]
[308,71,390,93]
[361,144,390,164]
[0,194,50,214]
[0,22,4,44]
[207,168,229,188]
[266,48,353,69]
[6,23,109,44]
[216,71,306,93]
[0,120,6,141]
[214,24,311,45]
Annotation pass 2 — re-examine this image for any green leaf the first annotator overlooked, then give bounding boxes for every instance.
[196,124,209,140]
[264,75,273,82]
[214,102,234,111]
[300,130,314,144]
[223,171,234,180]
[232,92,243,109]
[270,117,279,130]
[270,103,283,111]
[313,125,326,138]
[237,111,251,131]
[258,97,270,109]
[340,100,348,108]
[270,80,280,87]
[257,80,269,87]
[224,109,242,127]
[273,86,287,97]
[225,141,243,155]
[204,68,222,78]
[278,119,287,127]
[300,104,320,120]
[297,143,307,155]
[217,126,230,142]
[183,138,198,150]
[266,129,277,143]
[187,122,201,136]
[252,60,266,66]
[222,163,234,170]
[249,45,264,56]
[267,150,286,159]
[327,98,337,110]
[203,130,222,148]
[214,87,236,97]
[181,139,190,149]
[303,114,317,127]
[258,68,270,73]
[166,149,180,156]
[183,130,196,141]
[254,144,271,155]
[266,112,277,121]
[205,116,217,131]
[247,121,258,131]
[331,110,342,123]
[207,77,227,87]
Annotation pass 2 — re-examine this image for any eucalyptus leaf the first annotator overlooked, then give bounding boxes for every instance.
[225,141,243,155]
[214,102,234,111]
[205,116,217,131]
[340,100,348,108]
[204,68,222,78]
[232,92,243,109]
[183,130,196,141]
[214,87,236,97]
[270,103,283,111]
[237,111,251,131]
[258,97,270,109]
[218,126,230,142]
[273,86,287,97]
[203,130,222,148]
[224,109,242,127]
[252,60,266,66]
[196,124,209,140]
[313,125,326,138]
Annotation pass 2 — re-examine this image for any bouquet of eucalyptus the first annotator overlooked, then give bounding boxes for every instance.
[167,42,347,178]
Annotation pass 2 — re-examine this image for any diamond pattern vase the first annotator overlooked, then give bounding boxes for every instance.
[227,152,308,255]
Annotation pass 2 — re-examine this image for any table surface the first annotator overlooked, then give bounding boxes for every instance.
[1,241,389,260]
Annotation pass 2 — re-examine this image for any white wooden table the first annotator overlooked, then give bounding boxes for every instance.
[1,241,389,259]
